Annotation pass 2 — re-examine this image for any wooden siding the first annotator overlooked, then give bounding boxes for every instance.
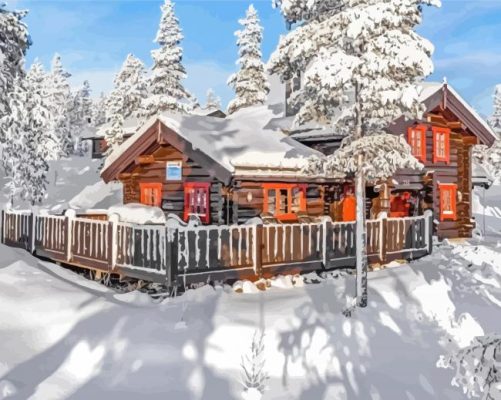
[119,143,225,225]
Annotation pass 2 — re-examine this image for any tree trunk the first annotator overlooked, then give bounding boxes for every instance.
[355,158,368,308]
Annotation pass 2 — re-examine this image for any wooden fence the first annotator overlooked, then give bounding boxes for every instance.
[1,209,433,286]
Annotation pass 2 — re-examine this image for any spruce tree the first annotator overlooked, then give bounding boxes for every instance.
[141,0,191,117]
[227,5,269,115]
[46,54,73,158]
[489,84,501,134]
[1,63,53,205]
[91,92,108,127]
[0,4,30,121]
[70,80,92,155]
[271,0,439,307]
[104,89,125,153]
[205,88,222,110]
[112,54,147,119]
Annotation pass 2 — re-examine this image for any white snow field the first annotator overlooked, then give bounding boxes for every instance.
[0,231,500,398]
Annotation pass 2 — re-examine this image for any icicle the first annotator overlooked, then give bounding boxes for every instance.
[195,229,200,267]
[206,228,211,269]
[247,227,251,265]
[274,226,278,260]
[316,224,320,254]
[238,227,242,265]
[217,227,222,260]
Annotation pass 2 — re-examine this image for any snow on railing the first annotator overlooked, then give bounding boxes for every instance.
[1,208,433,285]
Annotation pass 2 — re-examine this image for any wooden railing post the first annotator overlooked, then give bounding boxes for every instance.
[254,224,263,279]
[166,227,179,290]
[424,210,433,255]
[378,212,388,265]
[322,219,333,268]
[64,209,76,262]
[108,214,119,271]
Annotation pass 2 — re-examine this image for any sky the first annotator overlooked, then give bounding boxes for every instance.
[7,0,501,117]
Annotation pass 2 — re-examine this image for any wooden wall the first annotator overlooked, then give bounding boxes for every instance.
[120,143,225,225]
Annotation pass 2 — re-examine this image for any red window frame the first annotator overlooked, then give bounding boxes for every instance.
[432,127,450,164]
[184,182,210,224]
[139,183,163,207]
[439,183,457,221]
[407,124,427,162]
[262,183,307,222]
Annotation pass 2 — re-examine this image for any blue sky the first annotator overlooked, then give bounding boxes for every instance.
[7,0,501,116]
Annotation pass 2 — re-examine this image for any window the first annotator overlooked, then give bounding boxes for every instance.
[263,183,306,221]
[184,182,210,224]
[433,127,450,163]
[140,183,162,207]
[166,161,182,181]
[407,125,427,162]
[439,183,457,221]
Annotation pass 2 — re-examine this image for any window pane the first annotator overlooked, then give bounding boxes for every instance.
[267,189,276,214]
[279,189,289,214]
[292,187,303,213]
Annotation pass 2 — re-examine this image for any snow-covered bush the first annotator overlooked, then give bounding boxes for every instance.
[437,334,501,400]
[241,331,269,400]
[141,0,191,117]
[227,5,269,115]
[205,88,222,110]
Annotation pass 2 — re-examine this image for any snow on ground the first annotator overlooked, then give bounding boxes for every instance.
[0,238,499,399]
[0,155,122,212]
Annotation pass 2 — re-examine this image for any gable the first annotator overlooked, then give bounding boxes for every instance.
[101,120,233,185]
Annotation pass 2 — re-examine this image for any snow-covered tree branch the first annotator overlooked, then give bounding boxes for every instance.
[438,334,501,400]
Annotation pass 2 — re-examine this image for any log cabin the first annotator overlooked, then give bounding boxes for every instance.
[292,82,498,239]
[100,108,346,225]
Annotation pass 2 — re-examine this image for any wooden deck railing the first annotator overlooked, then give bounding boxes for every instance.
[1,209,433,286]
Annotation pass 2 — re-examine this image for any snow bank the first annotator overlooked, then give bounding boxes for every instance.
[108,204,166,225]
[69,180,122,210]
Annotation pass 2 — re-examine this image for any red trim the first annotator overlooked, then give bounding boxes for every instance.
[438,183,457,221]
[432,127,450,164]
[183,182,211,224]
[407,124,427,162]
[262,183,306,221]
[139,183,163,207]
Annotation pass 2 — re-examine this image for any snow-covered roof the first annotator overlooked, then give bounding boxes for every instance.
[102,105,326,182]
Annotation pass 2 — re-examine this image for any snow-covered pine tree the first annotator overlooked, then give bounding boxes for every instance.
[91,92,108,127]
[70,80,92,155]
[489,84,501,134]
[205,88,222,110]
[227,5,269,115]
[0,62,53,205]
[271,0,438,307]
[46,54,73,158]
[141,0,191,117]
[112,53,147,119]
[0,4,30,121]
[104,89,125,153]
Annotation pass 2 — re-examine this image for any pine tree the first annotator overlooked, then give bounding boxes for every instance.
[271,0,439,307]
[227,5,269,115]
[46,54,73,158]
[91,92,107,127]
[0,63,53,205]
[70,80,92,155]
[112,53,147,119]
[104,89,125,153]
[489,85,501,134]
[205,88,221,110]
[141,0,191,117]
[0,4,30,121]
